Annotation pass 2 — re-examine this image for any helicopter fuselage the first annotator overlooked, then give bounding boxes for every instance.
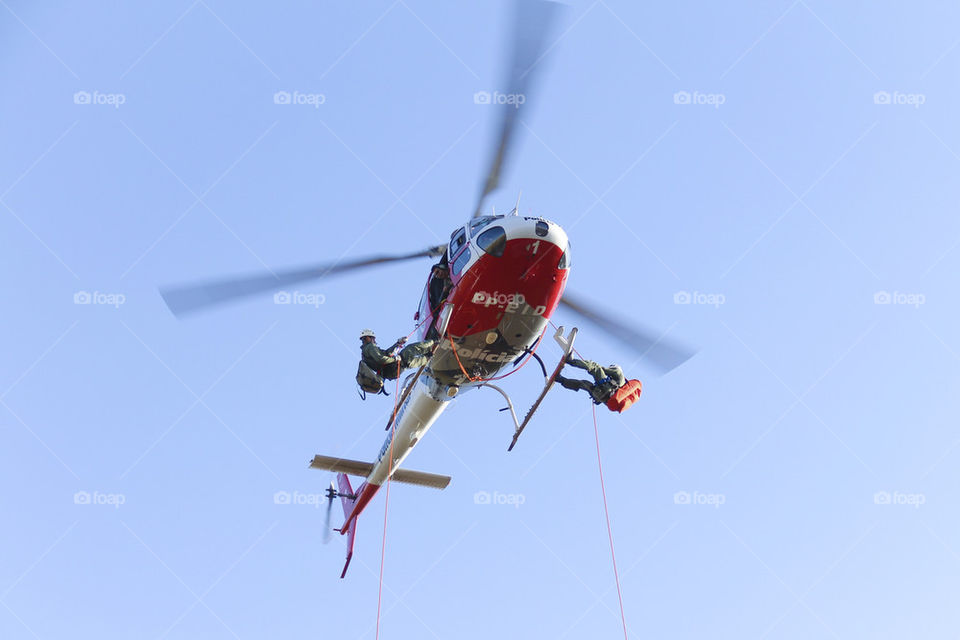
[417,214,570,386]
[348,215,570,515]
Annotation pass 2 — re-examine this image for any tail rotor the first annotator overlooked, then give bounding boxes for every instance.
[322,481,336,544]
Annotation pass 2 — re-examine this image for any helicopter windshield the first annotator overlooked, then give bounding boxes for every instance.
[469,216,498,236]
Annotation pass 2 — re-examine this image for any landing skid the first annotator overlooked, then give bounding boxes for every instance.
[481,325,577,452]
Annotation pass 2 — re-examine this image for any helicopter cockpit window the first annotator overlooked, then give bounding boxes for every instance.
[450,227,467,253]
[452,247,471,275]
[477,225,507,257]
[558,242,571,269]
[469,216,497,236]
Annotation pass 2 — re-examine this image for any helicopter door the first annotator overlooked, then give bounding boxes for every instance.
[449,226,469,281]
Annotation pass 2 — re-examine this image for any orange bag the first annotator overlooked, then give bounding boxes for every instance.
[605,379,642,413]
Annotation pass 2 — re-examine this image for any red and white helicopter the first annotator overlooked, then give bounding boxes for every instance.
[160,0,693,578]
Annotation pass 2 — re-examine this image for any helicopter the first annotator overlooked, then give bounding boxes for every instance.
[159,0,693,578]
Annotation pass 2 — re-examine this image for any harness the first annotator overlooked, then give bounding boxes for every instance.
[590,376,618,405]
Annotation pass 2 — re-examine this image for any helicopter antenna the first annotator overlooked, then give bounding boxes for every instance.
[512,190,522,215]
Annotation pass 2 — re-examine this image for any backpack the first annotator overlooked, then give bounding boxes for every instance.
[605,379,642,413]
[356,360,388,399]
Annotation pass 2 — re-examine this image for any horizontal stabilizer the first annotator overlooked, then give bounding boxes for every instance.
[310,455,451,490]
[391,468,451,489]
[310,455,373,477]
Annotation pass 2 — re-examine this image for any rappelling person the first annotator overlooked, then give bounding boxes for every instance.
[355,329,436,397]
[425,262,452,340]
[554,355,643,413]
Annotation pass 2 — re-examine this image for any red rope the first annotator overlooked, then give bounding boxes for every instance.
[592,402,629,640]
[374,289,447,634]
[445,322,547,383]
[375,373,402,638]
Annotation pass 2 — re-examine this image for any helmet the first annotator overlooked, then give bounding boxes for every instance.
[359,329,376,339]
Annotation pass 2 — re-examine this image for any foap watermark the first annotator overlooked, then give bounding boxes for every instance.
[273,490,326,507]
[874,490,925,509]
[674,490,725,509]
[74,490,125,508]
[273,90,325,108]
[874,290,925,308]
[873,90,925,109]
[674,290,725,308]
[673,90,725,108]
[74,291,126,308]
[473,90,526,108]
[73,90,126,108]
[473,490,525,508]
[274,290,325,308]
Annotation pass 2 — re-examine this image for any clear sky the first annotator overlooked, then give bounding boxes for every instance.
[2,1,959,638]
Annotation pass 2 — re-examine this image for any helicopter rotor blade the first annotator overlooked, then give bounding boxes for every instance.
[160,244,445,317]
[472,0,562,218]
[558,292,696,375]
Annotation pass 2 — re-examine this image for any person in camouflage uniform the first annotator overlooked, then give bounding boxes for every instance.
[425,263,452,340]
[554,355,626,405]
[359,329,435,380]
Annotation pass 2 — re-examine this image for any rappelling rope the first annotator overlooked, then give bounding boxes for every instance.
[549,317,628,637]
[375,372,402,639]
[375,291,455,634]
[592,402,629,639]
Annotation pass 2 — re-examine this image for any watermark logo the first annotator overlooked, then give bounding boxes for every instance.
[472,291,524,306]
[874,490,925,508]
[471,290,545,316]
[74,490,125,508]
[473,90,526,109]
[873,290,925,308]
[273,490,326,507]
[674,490,725,508]
[473,490,525,508]
[273,90,325,108]
[873,90,925,108]
[673,90,725,108]
[73,90,126,109]
[273,290,325,308]
[74,291,126,308]
[673,290,725,308]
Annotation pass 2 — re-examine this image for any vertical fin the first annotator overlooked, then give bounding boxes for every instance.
[336,473,358,578]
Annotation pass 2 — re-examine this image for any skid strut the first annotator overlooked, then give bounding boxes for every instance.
[480,325,578,452]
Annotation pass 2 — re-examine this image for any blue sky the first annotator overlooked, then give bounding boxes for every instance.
[2,1,960,638]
